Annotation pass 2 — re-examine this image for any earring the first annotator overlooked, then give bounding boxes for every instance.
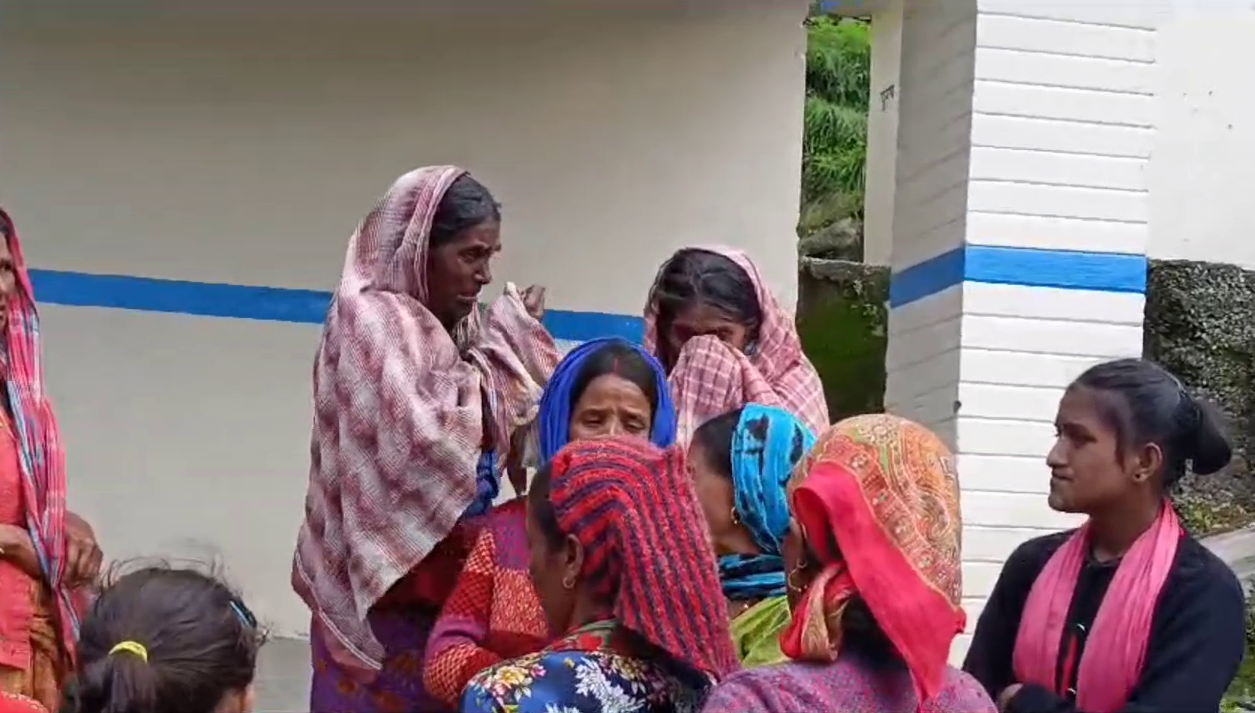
[786,565,806,593]
[561,574,576,591]
[730,507,740,526]
[786,553,810,593]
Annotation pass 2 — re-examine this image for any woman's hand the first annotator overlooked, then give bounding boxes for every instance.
[0,523,41,577]
[505,428,529,496]
[0,523,29,554]
[996,683,1023,712]
[521,285,546,322]
[64,511,103,587]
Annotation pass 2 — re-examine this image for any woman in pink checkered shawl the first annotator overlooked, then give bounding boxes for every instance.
[645,246,828,444]
[292,167,560,712]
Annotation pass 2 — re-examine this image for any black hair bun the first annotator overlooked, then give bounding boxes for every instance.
[1186,396,1232,476]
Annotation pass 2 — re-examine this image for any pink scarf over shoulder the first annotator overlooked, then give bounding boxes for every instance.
[291,166,559,673]
[644,245,828,442]
[1012,504,1182,713]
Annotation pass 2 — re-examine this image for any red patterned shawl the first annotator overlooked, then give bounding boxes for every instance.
[291,166,559,673]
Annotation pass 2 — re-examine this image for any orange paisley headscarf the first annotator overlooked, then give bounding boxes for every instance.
[781,414,965,710]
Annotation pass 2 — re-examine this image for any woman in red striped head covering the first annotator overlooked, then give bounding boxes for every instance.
[460,436,739,713]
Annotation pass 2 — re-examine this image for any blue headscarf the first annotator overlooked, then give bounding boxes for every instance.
[538,338,677,462]
[719,404,817,600]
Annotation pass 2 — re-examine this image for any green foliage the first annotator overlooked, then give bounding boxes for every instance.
[1221,595,1255,711]
[805,16,870,114]
[795,260,888,421]
[1175,492,1252,538]
[800,15,870,244]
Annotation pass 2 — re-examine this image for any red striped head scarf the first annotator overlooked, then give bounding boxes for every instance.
[782,414,964,712]
[0,210,77,647]
[546,436,740,680]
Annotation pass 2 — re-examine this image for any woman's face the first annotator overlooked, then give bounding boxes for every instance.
[424,221,502,328]
[568,374,653,442]
[688,439,742,557]
[1046,386,1141,514]
[663,302,752,361]
[525,496,582,634]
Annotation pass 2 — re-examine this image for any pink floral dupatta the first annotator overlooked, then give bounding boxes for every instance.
[643,245,828,443]
[1012,503,1182,712]
[291,166,559,673]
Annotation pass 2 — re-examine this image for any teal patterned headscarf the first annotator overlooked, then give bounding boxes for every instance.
[719,404,816,599]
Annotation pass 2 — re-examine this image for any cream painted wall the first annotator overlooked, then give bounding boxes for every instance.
[866,0,1255,268]
[0,7,809,635]
[1149,4,1255,267]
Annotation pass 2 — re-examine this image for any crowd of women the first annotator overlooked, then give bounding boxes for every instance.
[0,165,1249,713]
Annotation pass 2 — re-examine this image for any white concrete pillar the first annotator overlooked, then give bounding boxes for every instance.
[861,0,903,266]
[882,0,1159,660]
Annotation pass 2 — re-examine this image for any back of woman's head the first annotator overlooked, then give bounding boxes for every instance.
[76,564,262,713]
[691,406,812,478]
[652,249,761,331]
[1072,358,1232,486]
[527,437,740,678]
[690,408,743,478]
[570,341,662,416]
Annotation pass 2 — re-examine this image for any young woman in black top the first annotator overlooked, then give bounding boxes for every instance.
[963,358,1246,713]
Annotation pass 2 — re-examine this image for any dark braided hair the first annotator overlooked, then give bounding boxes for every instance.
[652,249,762,366]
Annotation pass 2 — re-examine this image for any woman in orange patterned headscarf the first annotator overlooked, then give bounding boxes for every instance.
[701,414,995,713]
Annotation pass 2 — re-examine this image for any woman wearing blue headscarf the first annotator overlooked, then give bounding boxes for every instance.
[423,338,676,710]
[689,404,816,667]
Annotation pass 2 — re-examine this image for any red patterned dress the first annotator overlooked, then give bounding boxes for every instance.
[422,497,551,708]
[0,415,67,713]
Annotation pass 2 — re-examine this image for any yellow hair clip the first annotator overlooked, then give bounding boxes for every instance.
[108,641,148,663]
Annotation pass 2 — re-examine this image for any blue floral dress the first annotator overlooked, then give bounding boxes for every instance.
[460,620,710,713]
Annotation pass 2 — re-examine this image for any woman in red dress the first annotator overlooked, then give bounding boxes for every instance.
[0,209,103,712]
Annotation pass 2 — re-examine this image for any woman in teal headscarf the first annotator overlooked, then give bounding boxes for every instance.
[688,404,816,667]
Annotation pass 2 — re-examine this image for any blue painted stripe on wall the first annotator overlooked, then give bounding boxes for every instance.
[28,269,644,343]
[888,246,1148,308]
[887,248,966,308]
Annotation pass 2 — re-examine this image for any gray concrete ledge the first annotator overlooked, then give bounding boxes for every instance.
[1204,525,1255,592]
